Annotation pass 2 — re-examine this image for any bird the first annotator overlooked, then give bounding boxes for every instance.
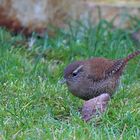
[62,50,140,101]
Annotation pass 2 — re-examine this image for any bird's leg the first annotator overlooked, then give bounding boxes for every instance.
[81,93,110,122]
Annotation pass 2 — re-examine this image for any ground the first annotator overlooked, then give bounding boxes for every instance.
[0,19,140,139]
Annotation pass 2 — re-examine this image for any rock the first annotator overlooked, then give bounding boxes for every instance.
[82,93,110,122]
[0,0,140,36]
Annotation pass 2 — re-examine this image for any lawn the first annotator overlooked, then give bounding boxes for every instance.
[0,19,140,139]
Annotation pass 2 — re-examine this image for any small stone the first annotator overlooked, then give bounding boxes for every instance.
[82,93,110,122]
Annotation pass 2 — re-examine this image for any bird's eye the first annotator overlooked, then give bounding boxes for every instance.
[72,65,83,77]
[72,72,77,77]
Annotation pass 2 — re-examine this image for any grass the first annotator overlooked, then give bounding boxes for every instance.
[0,19,140,139]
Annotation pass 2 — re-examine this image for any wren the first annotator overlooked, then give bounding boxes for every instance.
[62,50,140,121]
[63,50,140,100]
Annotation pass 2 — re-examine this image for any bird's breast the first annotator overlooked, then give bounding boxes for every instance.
[67,76,120,100]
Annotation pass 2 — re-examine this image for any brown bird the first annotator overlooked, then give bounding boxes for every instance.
[62,50,140,121]
[63,50,140,101]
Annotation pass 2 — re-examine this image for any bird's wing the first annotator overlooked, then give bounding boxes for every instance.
[105,59,125,77]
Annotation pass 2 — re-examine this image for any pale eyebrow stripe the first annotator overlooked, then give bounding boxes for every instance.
[73,65,83,74]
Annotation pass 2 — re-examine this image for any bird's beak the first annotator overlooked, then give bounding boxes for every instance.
[58,78,66,84]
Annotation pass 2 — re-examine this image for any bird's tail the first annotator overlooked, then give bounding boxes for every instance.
[106,50,140,77]
[124,50,140,64]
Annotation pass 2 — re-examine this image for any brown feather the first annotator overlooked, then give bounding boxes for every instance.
[86,58,115,80]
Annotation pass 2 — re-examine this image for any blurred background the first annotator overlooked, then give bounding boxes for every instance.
[0,1,140,139]
[0,0,140,36]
